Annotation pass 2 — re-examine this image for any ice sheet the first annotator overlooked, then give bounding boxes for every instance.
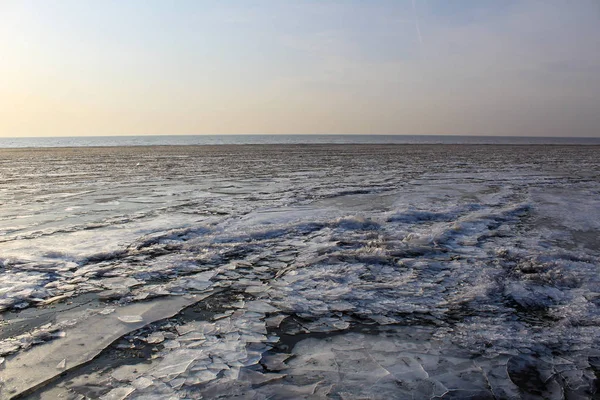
[1,145,599,399]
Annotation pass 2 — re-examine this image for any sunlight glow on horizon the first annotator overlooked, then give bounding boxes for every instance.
[1,0,599,138]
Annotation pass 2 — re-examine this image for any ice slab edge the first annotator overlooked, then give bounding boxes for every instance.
[0,293,213,400]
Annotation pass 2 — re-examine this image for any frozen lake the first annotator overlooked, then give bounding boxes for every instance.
[1,144,599,399]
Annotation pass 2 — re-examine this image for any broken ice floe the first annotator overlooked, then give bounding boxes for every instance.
[2,146,600,398]
[0,293,212,398]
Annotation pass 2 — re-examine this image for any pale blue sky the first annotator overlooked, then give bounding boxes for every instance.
[1,0,599,137]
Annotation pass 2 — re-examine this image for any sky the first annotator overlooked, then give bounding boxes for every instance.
[1,0,599,137]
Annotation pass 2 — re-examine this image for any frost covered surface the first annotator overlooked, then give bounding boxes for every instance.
[0,145,599,399]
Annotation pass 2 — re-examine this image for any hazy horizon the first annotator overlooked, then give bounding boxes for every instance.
[3,133,600,139]
[2,1,599,138]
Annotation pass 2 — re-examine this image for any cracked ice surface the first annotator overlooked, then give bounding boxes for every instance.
[1,145,600,399]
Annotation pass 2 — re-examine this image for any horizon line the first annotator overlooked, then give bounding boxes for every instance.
[2,133,599,140]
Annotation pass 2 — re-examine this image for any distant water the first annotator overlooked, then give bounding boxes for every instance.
[0,134,599,148]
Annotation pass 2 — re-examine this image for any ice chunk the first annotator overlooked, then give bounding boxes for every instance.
[176,324,196,336]
[265,314,287,328]
[178,271,216,291]
[169,377,186,389]
[178,332,206,342]
[213,310,234,320]
[194,369,218,384]
[102,277,142,290]
[150,350,203,380]
[163,340,181,349]
[261,353,291,371]
[39,292,74,306]
[133,292,149,301]
[193,321,219,335]
[0,341,20,356]
[146,332,165,344]
[245,285,270,294]
[99,386,135,400]
[239,332,268,343]
[56,359,66,370]
[118,315,144,324]
[333,321,350,330]
[132,376,154,390]
[245,300,278,313]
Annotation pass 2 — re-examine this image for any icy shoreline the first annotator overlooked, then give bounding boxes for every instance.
[1,145,599,399]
